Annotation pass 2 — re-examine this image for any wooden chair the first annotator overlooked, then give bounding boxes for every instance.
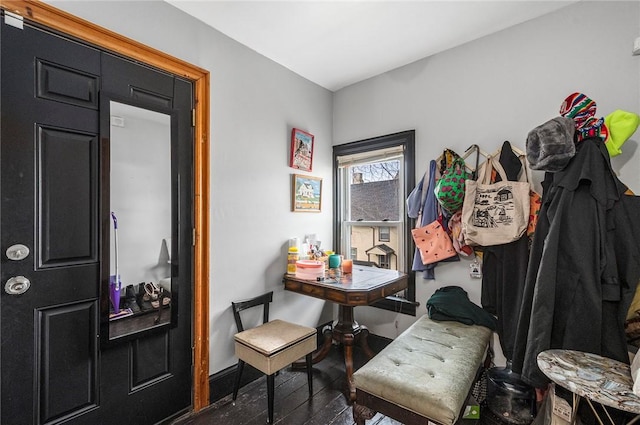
[231,291,316,423]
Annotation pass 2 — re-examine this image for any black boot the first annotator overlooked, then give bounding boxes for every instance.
[123,285,141,314]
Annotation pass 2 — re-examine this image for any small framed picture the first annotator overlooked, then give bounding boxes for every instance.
[292,174,322,212]
[290,128,314,172]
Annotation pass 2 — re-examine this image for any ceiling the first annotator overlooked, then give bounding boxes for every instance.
[166,1,577,92]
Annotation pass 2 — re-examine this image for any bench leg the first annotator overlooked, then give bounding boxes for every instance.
[353,402,376,425]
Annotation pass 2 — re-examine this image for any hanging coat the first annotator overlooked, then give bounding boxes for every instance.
[408,160,438,278]
[408,160,458,279]
[512,137,640,388]
[481,141,530,360]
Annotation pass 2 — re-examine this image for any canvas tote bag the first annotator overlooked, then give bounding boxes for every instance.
[461,156,530,247]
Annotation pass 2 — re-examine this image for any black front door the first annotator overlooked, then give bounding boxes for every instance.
[1,17,193,425]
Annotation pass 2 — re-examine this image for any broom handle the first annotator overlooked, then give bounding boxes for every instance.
[111,212,119,289]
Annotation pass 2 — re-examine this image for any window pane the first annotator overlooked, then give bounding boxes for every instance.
[344,158,401,270]
[349,160,400,221]
[333,130,416,315]
[379,226,390,242]
[348,223,399,270]
[342,157,404,270]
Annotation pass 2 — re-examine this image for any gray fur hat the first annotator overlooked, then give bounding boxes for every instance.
[526,117,576,172]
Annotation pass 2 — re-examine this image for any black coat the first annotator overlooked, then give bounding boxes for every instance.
[512,137,640,388]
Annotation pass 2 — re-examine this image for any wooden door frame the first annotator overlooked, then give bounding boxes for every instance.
[0,0,211,411]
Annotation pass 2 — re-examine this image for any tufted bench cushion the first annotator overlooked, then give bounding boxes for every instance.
[353,315,492,425]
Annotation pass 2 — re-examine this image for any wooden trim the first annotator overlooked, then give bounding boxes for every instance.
[0,0,211,411]
[193,72,210,412]
[193,74,211,410]
[0,0,207,80]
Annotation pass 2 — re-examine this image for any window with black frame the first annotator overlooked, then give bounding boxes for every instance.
[333,130,417,315]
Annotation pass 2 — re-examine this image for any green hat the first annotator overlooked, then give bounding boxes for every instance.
[604,110,640,157]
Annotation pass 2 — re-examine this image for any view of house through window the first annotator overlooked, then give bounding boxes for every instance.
[333,131,416,315]
[345,158,401,269]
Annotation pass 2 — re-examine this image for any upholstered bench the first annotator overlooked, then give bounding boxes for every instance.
[353,315,492,425]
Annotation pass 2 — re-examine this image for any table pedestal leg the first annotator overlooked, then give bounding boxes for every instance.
[332,305,375,402]
[292,326,333,368]
[356,325,376,360]
[292,304,377,402]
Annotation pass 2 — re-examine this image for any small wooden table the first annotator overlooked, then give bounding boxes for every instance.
[283,265,408,402]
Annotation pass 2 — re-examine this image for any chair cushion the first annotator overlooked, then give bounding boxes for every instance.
[353,315,491,425]
[234,319,316,375]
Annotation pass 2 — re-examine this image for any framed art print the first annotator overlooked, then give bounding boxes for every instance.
[290,128,314,172]
[292,174,322,212]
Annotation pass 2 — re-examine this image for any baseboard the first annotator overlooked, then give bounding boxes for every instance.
[208,361,262,403]
[366,332,392,352]
[158,406,191,424]
[208,323,393,404]
[209,320,334,403]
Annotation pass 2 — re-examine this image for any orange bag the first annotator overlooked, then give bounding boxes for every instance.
[411,220,457,265]
[523,154,542,237]
[528,189,542,237]
[495,154,542,238]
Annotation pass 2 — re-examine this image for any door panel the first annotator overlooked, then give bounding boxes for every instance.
[1,18,193,425]
[38,126,98,266]
[131,333,171,388]
[101,52,173,107]
[98,49,193,422]
[1,19,101,425]
[36,301,99,424]
[36,59,99,109]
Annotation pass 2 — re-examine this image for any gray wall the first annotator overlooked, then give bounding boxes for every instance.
[50,0,640,372]
[333,0,640,364]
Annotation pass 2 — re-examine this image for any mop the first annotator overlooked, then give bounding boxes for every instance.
[109,212,122,313]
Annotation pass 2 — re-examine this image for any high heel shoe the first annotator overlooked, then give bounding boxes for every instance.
[137,282,154,312]
[144,282,171,309]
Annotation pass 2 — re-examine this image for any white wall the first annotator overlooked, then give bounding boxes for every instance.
[49,1,335,375]
[49,0,640,374]
[333,1,640,365]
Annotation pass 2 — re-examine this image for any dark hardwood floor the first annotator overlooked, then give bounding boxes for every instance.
[172,344,401,425]
[171,342,510,425]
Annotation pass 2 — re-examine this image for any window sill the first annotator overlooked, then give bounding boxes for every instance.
[372,296,418,316]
